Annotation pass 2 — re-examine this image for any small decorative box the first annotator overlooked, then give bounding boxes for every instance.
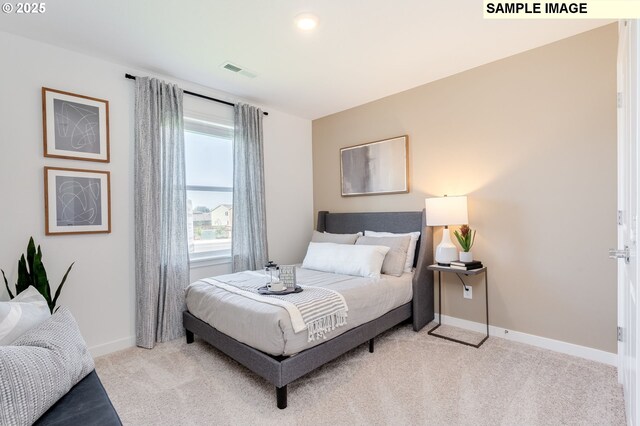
[279,265,297,289]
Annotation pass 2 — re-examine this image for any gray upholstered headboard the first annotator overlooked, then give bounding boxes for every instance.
[316,210,434,331]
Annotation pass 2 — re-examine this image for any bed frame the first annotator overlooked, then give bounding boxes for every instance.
[183,210,434,409]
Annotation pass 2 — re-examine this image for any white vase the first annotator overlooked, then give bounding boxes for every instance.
[435,228,458,264]
[459,251,473,262]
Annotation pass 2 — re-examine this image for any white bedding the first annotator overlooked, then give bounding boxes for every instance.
[185,267,413,356]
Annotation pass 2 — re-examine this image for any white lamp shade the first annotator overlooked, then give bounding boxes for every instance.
[425,196,468,226]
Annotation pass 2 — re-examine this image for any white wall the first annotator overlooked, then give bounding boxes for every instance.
[264,110,314,264]
[0,31,313,356]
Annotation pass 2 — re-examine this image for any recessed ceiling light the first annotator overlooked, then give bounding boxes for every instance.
[295,13,318,31]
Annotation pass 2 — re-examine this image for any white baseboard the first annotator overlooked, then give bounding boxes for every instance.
[438,314,618,366]
[89,336,136,358]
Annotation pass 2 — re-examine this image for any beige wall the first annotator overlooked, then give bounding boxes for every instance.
[312,24,618,352]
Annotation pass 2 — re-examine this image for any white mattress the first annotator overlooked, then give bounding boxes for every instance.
[185,267,413,356]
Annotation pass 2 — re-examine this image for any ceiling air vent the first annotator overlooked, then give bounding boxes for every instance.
[223,63,242,72]
[221,62,257,78]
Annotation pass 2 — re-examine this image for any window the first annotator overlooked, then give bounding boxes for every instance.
[184,116,233,260]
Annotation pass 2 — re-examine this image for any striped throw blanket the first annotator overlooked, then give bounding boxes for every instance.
[201,271,348,342]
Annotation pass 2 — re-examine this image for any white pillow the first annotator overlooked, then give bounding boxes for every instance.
[364,230,421,273]
[302,242,390,278]
[0,286,50,345]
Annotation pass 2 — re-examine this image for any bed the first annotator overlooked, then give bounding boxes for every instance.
[182,210,434,409]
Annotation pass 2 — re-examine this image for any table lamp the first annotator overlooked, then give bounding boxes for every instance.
[425,195,468,265]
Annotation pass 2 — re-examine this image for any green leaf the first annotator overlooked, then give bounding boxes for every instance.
[26,237,35,276]
[16,255,31,294]
[33,246,52,309]
[2,270,14,299]
[453,230,464,246]
[51,262,74,311]
[454,230,468,251]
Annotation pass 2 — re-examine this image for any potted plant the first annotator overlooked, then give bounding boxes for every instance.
[454,225,476,262]
[2,237,74,313]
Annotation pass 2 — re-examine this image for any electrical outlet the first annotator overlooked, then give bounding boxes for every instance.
[463,285,473,299]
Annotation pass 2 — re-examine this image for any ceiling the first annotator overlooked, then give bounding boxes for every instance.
[0,1,612,119]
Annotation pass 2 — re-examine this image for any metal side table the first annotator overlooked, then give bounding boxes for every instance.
[427,264,489,348]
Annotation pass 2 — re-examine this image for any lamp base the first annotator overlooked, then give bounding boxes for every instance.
[435,228,458,265]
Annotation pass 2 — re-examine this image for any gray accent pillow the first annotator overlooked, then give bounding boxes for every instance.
[311,230,361,244]
[356,235,411,277]
[0,286,50,345]
[0,307,95,426]
[364,230,421,273]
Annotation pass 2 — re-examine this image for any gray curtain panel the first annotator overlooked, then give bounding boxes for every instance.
[134,77,189,349]
[232,103,269,272]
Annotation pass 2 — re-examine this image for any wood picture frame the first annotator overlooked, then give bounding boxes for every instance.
[42,87,110,162]
[340,135,409,197]
[44,167,111,235]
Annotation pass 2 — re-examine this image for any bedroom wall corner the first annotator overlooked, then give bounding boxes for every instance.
[311,24,618,353]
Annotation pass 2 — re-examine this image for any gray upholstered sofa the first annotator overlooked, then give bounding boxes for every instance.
[35,370,122,425]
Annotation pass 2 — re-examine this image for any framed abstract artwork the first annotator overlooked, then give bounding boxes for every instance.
[42,87,110,162]
[44,167,111,235]
[340,135,409,196]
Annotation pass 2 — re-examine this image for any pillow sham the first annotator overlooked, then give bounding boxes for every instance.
[355,235,411,277]
[365,230,421,273]
[0,286,50,345]
[311,230,362,245]
[0,307,94,426]
[302,242,390,278]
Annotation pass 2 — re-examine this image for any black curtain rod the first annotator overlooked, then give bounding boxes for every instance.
[124,73,268,116]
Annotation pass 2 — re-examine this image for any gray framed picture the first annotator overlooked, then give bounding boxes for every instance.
[340,135,409,196]
[42,87,110,162]
[44,167,111,235]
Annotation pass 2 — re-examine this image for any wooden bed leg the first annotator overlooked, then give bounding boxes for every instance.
[186,329,194,344]
[369,338,374,353]
[276,385,287,409]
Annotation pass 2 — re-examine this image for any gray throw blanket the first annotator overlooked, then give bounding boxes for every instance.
[202,271,348,341]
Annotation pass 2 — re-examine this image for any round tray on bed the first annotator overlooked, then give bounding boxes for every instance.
[257,285,303,295]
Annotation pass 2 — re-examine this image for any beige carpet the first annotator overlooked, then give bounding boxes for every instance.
[95,323,625,425]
